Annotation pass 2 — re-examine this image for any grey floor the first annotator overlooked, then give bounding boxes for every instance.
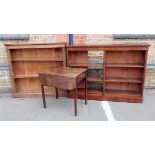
[109,89,155,121]
[0,89,155,121]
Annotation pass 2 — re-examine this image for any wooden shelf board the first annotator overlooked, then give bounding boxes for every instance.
[68,89,143,103]
[105,77,143,83]
[14,75,38,78]
[69,63,103,68]
[87,77,103,83]
[11,58,63,62]
[105,89,141,97]
[105,63,144,68]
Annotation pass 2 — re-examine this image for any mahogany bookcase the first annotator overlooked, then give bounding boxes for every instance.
[66,44,150,103]
[6,43,66,97]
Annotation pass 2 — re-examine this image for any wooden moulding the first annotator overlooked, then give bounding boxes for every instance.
[66,44,150,51]
[67,90,143,103]
[5,42,66,49]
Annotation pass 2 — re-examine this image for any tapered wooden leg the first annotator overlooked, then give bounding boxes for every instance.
[55,88,58,99]
[41,84,46,108]
[85,78,87,105]
[74,86,77,116]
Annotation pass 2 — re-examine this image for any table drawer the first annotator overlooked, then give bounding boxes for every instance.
[77,71,87,83]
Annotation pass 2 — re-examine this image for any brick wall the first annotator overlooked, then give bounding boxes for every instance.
[0,34,155,94]
[0,45,11,93]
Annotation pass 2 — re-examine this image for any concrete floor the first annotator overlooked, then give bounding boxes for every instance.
[0,89,155,121]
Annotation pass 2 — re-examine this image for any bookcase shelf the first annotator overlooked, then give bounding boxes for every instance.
[69,63,103,69]
[105,63,144,68]
[87,77,103,83]
[105,77,143,83]
[11,58,63,62]
[105,89,141,97]
[13,75,38,78]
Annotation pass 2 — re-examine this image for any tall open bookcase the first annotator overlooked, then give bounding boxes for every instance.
[66,44,149,103]
[6,43,66,97]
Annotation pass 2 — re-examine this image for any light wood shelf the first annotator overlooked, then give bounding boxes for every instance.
[11,58,63,62]
[105,77,143,83]
[105,63,144,68]
[105,89,141,97]
[87,77,103,83]
[13,75,38,78]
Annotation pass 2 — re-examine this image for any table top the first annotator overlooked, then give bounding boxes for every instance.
[39,67,87,78]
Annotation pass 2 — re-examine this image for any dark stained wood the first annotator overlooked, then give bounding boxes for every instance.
[85,78,87,105]
[5,42,66,49]
[66,44,149,51]
[68,88,143,103]
[38,67,87,116]
[39,67,87,90]
[67,44,150,103]
[41,85,46,108]
[74,86,78,116]
[55,88,58,99]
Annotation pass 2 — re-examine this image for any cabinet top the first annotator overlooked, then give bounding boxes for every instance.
[5,42,66,49]
[5,42,150,50]
[66,44,150,51]
[39,67,87,78]
[66,44,150,48]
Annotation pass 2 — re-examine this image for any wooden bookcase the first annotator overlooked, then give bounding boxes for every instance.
[66,44,149,103]
[6,43,149,103]
[6,43,66,97]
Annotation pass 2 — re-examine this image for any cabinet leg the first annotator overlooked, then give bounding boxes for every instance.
[41,84,46,108]
[55,88,58,99]
[74,86,77,116]
[85,78,87,105]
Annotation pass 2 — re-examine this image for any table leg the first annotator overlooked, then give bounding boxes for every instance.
[85,78,87,105]
[41,84,46,108]
[74,86,77,116]
[55,88,58,99]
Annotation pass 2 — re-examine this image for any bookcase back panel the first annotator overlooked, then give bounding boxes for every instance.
[10,49,23,59]
[15,78,65,95]
[106,51,145,64]
[13,61,63,75]
[11,48,63,59]
[13,62,25,75]
[68,51,88,64]
[105,68,143,79]
[15,78,40,92]
[105,83,141,92]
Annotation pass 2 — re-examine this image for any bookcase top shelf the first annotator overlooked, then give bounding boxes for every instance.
[5,42,66,49]
[67,44,150,51]
[67,44,150,47]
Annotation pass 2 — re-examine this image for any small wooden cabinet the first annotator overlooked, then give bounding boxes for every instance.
[6,43,66,97]
[66,44,149,103]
